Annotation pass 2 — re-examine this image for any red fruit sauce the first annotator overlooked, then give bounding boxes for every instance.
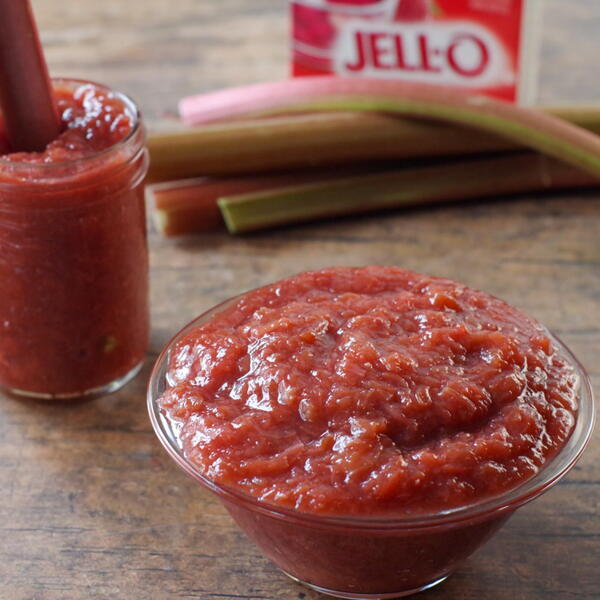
[0,84,133,160]
[159,266,578,516]
[0,80,148,398]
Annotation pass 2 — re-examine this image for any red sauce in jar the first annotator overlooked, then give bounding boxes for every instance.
[0,83,133,161]
[159,266,578,515]
[0,80,148,398]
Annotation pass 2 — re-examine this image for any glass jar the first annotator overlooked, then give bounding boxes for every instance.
[0,78,149,399]
[148,299,594,599]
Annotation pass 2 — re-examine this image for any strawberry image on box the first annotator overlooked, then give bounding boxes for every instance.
[291,0,541,103]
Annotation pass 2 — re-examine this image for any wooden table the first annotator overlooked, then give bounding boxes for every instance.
[2,2,598,598]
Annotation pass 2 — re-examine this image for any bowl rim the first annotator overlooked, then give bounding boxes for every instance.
[147,294,595,531]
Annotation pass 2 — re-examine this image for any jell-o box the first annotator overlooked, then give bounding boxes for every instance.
[290,0,542,103]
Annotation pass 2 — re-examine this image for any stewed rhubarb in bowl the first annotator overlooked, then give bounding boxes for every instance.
[148,266,594,598]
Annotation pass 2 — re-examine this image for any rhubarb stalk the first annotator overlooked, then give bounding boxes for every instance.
[147,112,513,181]
[179,78,600,177]
[148,166,384,235]
[148,106,600,182]
[217,153,598,234]
[0,0,60,152]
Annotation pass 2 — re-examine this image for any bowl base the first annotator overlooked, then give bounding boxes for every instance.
[283,570,450,599]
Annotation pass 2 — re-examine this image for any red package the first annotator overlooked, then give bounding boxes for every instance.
[291,0,542,103]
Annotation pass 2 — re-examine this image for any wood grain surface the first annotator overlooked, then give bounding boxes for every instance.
[1,1,598,599]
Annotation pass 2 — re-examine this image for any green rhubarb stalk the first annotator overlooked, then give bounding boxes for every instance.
[179,78,600,178]
[148,166,385,235]
[148,106,600,182]
[547,106,600,134]
[148,112,512,181]
[218,153,599,234]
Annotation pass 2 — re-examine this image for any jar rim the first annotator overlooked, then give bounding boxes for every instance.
[147,294,596,532]
[0,77,142,171]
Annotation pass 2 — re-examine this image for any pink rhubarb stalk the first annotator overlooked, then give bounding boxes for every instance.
[179,77,600,177]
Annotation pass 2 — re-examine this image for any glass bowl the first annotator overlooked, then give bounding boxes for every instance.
[147,297,595,599]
